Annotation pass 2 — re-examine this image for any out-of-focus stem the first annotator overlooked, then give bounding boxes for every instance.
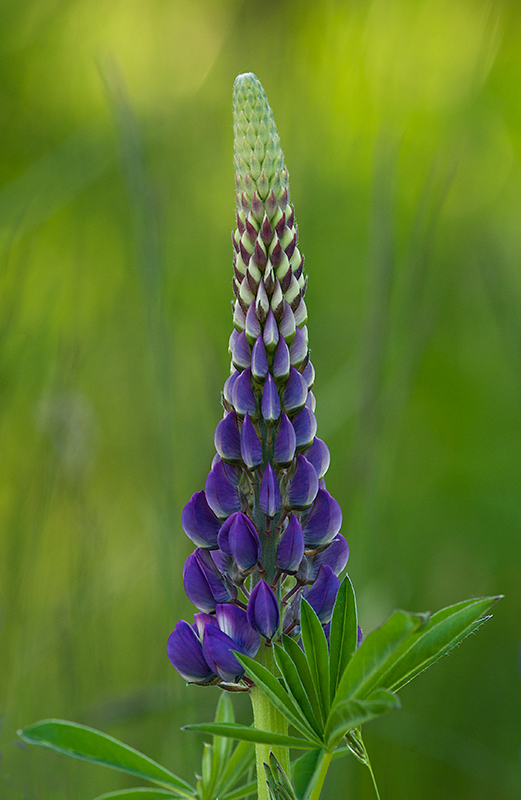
[250,644,290,800]
[307,750,333,800]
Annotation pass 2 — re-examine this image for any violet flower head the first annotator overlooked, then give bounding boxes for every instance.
[167,72,352,687]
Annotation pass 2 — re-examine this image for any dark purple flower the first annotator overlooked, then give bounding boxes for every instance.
[305,391,316,412]
[205,460,241,518]
[305,565,340,623]
[232,330,251,370]
[289,326,308,367]
[263,308,279,351]
[260,462,281,518]
[276,514,305,574]
[287,454,319,510]
[247,580,280,640]
[183,548,237,613]
[261,373,281,424]
[283,367,308,414]
[167,620,217,684]
[272,336,290,381]
[181,491,221,549]
[210,548,233,575]
[232,368,257,418]
[245,303,261,342]
[279,303,296,342]
[203,604,260,682]
[218,512,261,572]
[302,489,342,548]
[291,406,317,450]
[251,336,269,381]
[223,370,240,407]
[240,414,263,469]
[308,534,349,581]
[214,411,242,464]
[301,360,315,389]
[303,437,330,480]
[273,412,296,468]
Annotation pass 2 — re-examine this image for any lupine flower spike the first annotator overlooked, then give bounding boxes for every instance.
[167,72,351,688]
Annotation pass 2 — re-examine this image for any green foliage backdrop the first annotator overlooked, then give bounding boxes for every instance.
[1,1,520,797]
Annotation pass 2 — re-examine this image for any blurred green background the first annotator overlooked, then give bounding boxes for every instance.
[1,0,520,797]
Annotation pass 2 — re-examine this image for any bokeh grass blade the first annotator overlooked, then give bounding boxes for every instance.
[300,600,331,721]
[94,791,182,800]
[273,643,323,739]
[183,723,320,749]
[384,596,500,692]
[324,688,399,750]
[281,636,322,726]
[331,612,422,711]
[329,575,358,703]
[18,720,195,796]
[216,740,255,797]
[234,653,321,742]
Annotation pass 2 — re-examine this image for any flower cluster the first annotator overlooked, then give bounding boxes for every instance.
[167,73,349,688]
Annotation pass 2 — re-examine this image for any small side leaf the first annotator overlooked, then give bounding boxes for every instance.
[300,600,330,721]
[329,576,358,702]
[183,723,321,750]
[18,720,194,797]
[325,689,399,749]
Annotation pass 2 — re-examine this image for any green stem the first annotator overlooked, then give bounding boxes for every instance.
[307,751,333,800]
[250,645,291,800]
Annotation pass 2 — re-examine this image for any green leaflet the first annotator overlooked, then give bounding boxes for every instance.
[273,643,323,738]
[281,636,323,727]
[291,749,328,800]
[18,720,195,796]
[300,601,331,722]
[216,739,255,798]
[183,723,321,750]
[329,575,358,702]
[324,689,399,750]
[94,791,181,800]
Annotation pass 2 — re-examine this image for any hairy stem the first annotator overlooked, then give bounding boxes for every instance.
[250,645,290,800]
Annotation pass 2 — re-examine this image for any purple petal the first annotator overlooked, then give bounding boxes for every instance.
[279,302,296,342]
[302,489,342,548]
[283,367,308,414]
[247,580,280,640]
[232,331,251,370]
[203,625,245,682]
[292,407,317,451]
[218,512,261,572]
[167,620,216,684]
[272,336,290,381]
[273,412,297,468]
[192,612,219,639]
[276,514,305,574]
[303,437,330,480]
[215,603,260,658]
[214,411,242,464]
[181,491,221,549]
[305,391,316,412]
[261,373,281,424]
[263,308,279,351]
[205,461,241,518]
[183,549,236,613]
[357,625,363,648]
[223,370,240,407]
[232,368,257,418]
[245,303,262,342]
[260,462,282,518]
[210,548,234,575]
[301,360,315,389]
[305,565,340,623]
[251,336,269,381]
[240,414,263,469]
[290,327,308,367]
[308,534,349,581]
[287,454,319,511]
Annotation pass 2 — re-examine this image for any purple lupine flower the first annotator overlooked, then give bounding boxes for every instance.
[167,72,353,689]
[247,580,280,640]
[181,491,221,549]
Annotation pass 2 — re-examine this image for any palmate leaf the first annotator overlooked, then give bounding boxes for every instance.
[183,722,321,750]
[18,720,195,797]
[273,643,323,739]
[281,636,323,727]
[291,749,327,800]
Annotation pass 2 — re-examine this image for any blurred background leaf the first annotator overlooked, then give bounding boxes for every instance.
[1,1,520,798]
